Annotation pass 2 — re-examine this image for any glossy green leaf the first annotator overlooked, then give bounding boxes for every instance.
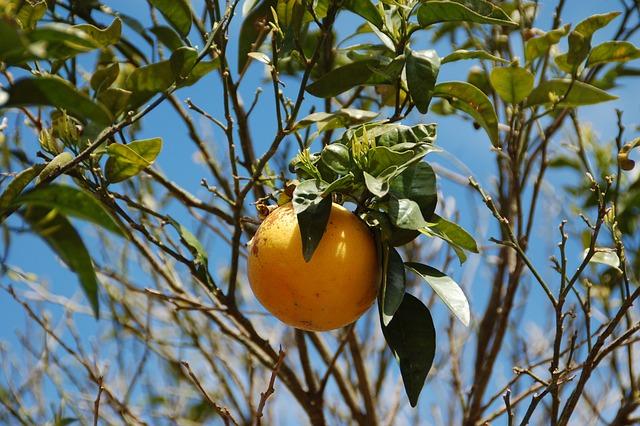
[433,81,499,145]
[567,12,620,67]
[417,0,516,28]
[296,108,378,132]
[366,145,430,176]
[380,246,406,326]
[320,143,351,175]
[525,24,570,63]
[0,164,45,215]
[0,18,34,64]
[421,214,477,264]
[292,180,332,262]
[1,76,113,124]
[238,0,277,70]
[74,17,122,47]
[125,61,174,95]
[15,184,125,237]
[406,49,440,114]
[526,79,618,107]
[374,123,438,147]
[364,171,390,197]
[344,0,383,29]
[587,41,640,67]
[388,198,427,230]
[380,292,436,407]
[306,60,379,98]
[149,0,192,37]
[38,152,75,184]
[585,248,621,273]
[390,162,437,221]
[105,138,163,183]
[149,25,184,51]
[441,49,508,65]
[22,206,100,318]
[405,262,470,326]
[489,66,534,104]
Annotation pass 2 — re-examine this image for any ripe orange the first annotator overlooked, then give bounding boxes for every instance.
[247,203,380,331]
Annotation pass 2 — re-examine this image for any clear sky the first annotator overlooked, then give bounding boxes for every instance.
[1,0,639,424]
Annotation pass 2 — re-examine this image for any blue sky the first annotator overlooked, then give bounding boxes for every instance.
[2,0,639,423]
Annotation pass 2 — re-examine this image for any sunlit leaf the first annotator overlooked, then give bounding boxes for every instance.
[38,152,75,184]
[74,17,122,47]
[15,184,126,237]
[149,0,192,37]
[587,41,640,67]
[567,12,620,67]
[306,60,380,98]
[0,164,45,215]
[1,76,113,124]
[405,262,470,326]
[489,66,534,104]
[526,79,617,107]
[344,0,383,29]
[441,49,508,65]
[105,138,163,183]
[406,49,440,114]
[417,0,516,28]
[525,24,570,63]
[433,81,499,145]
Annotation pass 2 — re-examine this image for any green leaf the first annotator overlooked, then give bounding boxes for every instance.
[526,79,618,107]
[587,41,640,67]
[14,184,125,237]
[90,63,120,93]
[105,138,163,183]
[366,144,430,177]
[375,123,438,147]
[296,108,378,132]
[74,17,122,47]
[16,0,48,30]
[306,60,379,98]
[170,46,198,79]
[28,24,99,59]
[0,164,45,215]
[238,0,277,70]
[525,24,570,63]
[22,206,100,318]
[441,49,508,65]
[38,152,75,184]
[406,48,440,114]
[292,180,332,262]
[405,262,470,326]
[489,66,534,104]
[167,217,211,283]
[149,25,184,51]
[149,0,192,37]
[567,12,620,67]
[344,0,383,29]
[380,246,406,326]
[433,81,499,145]
[417,0,516,28]
[421,214,477,264]
[97,88,132,117]
[389,162,437,221]
[125,61,175,97]
[380,292,436,407]
[364,171,390,197]
[0,18,34,64]
[388,198,427,230]
[586,248,621,273]
[1,76,113,124]
[320,143,351,175]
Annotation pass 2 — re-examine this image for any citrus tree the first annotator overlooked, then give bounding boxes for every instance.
[1,0,639,424]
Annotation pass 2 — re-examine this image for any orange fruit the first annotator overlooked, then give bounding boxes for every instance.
[247,203,380,331]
